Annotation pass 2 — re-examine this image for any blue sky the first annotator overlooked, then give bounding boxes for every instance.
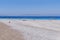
[0,0,60,16]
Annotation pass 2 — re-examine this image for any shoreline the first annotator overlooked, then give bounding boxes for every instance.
[0,19,60,31]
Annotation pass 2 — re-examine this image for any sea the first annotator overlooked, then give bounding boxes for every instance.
[0,16,60,20]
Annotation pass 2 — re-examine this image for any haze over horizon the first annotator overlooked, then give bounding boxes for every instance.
[0,0,60,16]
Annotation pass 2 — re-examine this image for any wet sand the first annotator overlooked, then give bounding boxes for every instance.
[0,22,24,40]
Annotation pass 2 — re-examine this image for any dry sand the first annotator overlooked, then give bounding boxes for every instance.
[0,22,24,40]
[0,19,60,40]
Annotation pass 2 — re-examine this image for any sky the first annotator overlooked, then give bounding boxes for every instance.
[0,0,60,16]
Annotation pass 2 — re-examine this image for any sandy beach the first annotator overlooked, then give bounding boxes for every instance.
[0,22,24,40]
[0,19,60,40]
